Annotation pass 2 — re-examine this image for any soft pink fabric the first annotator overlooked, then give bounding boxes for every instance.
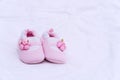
[18,29,44,64]
[42,29,66,64]
[19,46,44,64]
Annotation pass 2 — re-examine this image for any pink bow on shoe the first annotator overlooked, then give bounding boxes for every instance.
[57,39,66,52]
[19,39,31,50]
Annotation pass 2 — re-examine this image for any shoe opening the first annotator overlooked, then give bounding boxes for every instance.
[49,33,55,37]
[27,31,34,37]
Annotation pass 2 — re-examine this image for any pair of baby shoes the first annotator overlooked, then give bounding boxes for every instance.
[18,28,66,64]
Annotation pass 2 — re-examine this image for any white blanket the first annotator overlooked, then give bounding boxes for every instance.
[0,0,119,80]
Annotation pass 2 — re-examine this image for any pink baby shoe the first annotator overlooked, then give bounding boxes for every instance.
[18,29,45,64]
[42,28,66,64]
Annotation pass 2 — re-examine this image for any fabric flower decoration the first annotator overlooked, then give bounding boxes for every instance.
[57,39,66,52]
[19,39,31,50]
